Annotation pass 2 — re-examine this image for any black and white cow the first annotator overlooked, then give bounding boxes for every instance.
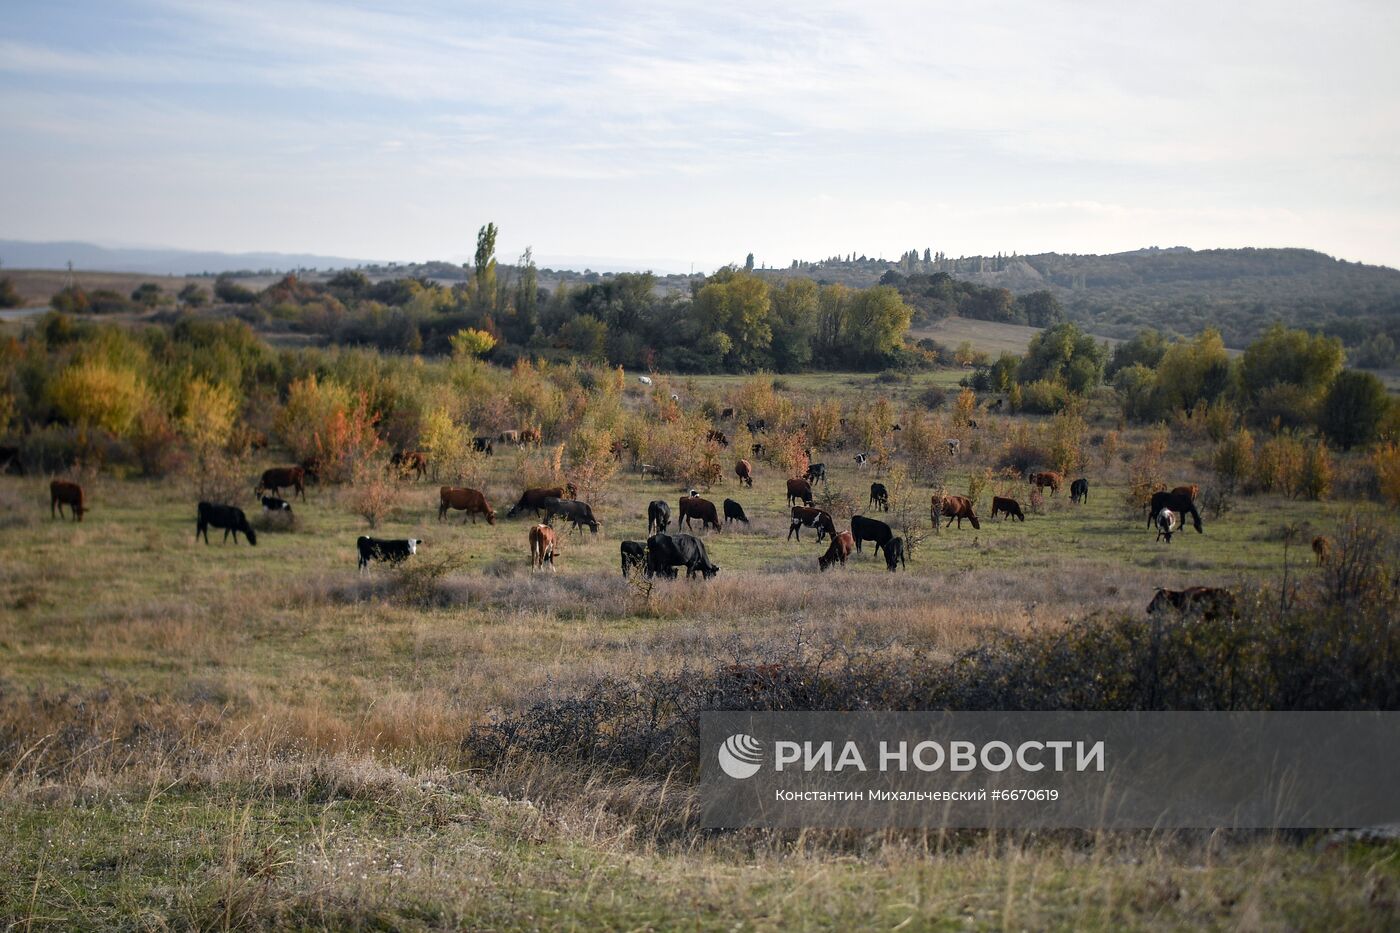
[357,536,421,571]
[261,495,292,514]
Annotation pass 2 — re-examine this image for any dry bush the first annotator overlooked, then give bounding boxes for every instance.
[348,459,400,528]
[1371,443,1400,507]
[513,443,565,491]
[966,467,993,510]
[882,463,927,556]
[1255,434,1306,497]
[567,426,619,503]
[1124,426,1168,516]
[190,447,255,504]
[1298,442,1333,501]
[1212,427,1254,494]
[814,484,858,522]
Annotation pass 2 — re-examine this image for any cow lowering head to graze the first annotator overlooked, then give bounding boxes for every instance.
[543,497,600,535]
[720,407,734,420]
[1070,478,1089,503]
[734,459,753,488]
[991,496,1024,522]
[1147,490,1203,534]
[1030,471,1062,495]
[786,477,814,507]
[1171,484,1200,502]
[1147,587,1237,620]
[1312,535,1333,567]
[261,495,292,514]
[647,499,671,535]
[196,502,257,546]
[645,532,719,579]
[746,419,766,433]
[854,452,868,468]
[818,531,855,571]
[1155,508,1180,543]
[472,436,494,456]
[869,482,889,512]
[519,427,542,445]
[620,540,647,576]
[257,466,306,501]
[804,463,826,484]
[49,480,86,522]
[934,495,981,529]
[678,496,721,532]
[507,484,576,519]
[882,536,907,572]
[439,486,495,525]
[706,430,729,448]
[389,450,428,481]
[722,498,750,526]
[788,506,836,542]
[850,514,893,557]
[528,524,557,572]
[357,535,419,571]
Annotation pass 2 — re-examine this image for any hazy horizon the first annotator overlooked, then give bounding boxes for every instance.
[3,1,1397,271]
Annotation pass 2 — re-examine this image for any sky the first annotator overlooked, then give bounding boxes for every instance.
[1,0,1398,273]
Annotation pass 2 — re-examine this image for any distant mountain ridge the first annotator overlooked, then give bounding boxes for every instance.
[0,239,375,276]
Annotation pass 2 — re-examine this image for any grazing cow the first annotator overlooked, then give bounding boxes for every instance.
[850,515,893,556]
[1070,478,1089,503]
[735,459,753,487]
[1312,535,1333,567]
[389,450,428,481]
[528,524,557,572]
[804,463,826,484]
[882,536,907,572]
[746,419,766,433]
[519,427,542,445]
[261,495,292,514]
[620,540,647,576]
[788,506,836,542]
[647,499,671,535]
[638,375,653,386]
[670,393,680,402]
[646,532,719,579]
[722,498,749,526]
[818,531,855,571]
[892,424,902,432]
[1155,509,1181,543]
[543,497,601,535]
[1147,491,1203,534]
[786,478,814,507]
[1171,484,1200,502]
[196,502,257,545]
[720,407,734,420]
[706,430,730,448]
[678,496,721,532]
[945,439,960,457]
[507,484,577,519]
[498,430,520,445]
[934,495,981,529]
[472,436,494,456]
[751,443,765,459]
[357,535,419,570]
[257,466,306,501]
[49,480,86,522]
[991,496,1024,522]
[1147,587,1238,620]
[854,452,869,468]
[439,486,495,525]
[1030,471,1062,495]
[869,482,889,512]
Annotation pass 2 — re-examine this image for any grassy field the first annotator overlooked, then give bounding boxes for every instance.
[1,381,1395,929]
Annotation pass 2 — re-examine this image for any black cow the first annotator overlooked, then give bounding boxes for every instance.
[543,497,600,535]
[647,499,671,535]
[646,533,719,579]
[850,514,893,556]
[1070,478,1088,503]
[356,536,420,571]
[722,498,749,525]
[869,482,889,511]
[472,436,494,456]
[195,502,257,546]
[746,419,767,433]
[620,540,646,576]
[1147,491,1203,534]
[804,463,826,484]
[261,495,292,514]
[751,443,765,459]
[882,536,907,572]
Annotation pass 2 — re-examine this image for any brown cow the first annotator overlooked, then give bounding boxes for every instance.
[818,531,855,571]
[1146,587,1237,620]
[934,495,981,529]
[788,506,836,542]
[257,466,305,501]
[50,480,85,522]
[786,477,814,507]
[1171,484,1200,502]
[498,430,520,445]
[390,450,428,481]
[991,496,1024,522]
[519,427,542,445]
[1030,471,1062,495]
[1312,535,1332,567]
[529,524,558,572]
[678,496,721,532]
[439,486,495,524]
[507,484,577,518]
[735,459,753,488]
